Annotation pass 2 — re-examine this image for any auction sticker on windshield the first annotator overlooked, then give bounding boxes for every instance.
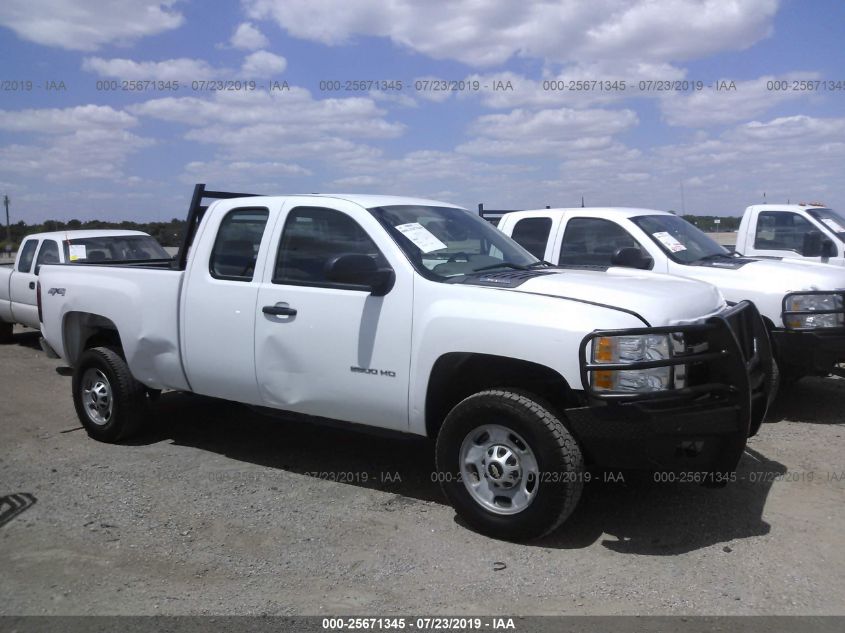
[395,222,448,253]
[653,231,687,252]
[68,245,87,261]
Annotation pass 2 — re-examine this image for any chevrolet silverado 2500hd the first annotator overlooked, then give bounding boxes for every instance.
[497,207,845,384]
[38,185,773,540]
[0,230,170,341]
[736,203,845,265]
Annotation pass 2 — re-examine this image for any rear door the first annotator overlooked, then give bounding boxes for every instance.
[254,197,413,431]
[9,238,40,327]
[181,201,280,404]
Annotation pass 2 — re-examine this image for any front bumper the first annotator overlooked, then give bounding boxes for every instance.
[571,301,773,474]
[770,328,845,375]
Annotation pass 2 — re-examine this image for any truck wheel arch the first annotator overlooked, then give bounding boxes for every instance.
[62,312,124,365]
[425,353,577,439]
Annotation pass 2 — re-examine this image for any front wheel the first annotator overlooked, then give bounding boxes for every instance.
[435,389,584,541]
[72,346,147,442]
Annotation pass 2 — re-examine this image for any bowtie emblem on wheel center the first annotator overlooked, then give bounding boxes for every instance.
[483,445,521,488]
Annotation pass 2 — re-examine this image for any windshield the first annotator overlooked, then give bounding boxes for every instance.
[631,214,729,264]
[368,205,539,281]
[807,208,845,241]
[63,235,171,263]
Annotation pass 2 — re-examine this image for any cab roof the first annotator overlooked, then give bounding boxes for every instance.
[504,207,673,221]
[22,229,151,242]
[226,193,465,210]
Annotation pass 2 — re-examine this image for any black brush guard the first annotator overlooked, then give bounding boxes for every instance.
[568,301,773,474]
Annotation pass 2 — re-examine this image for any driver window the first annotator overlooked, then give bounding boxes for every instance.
[559,217,643,266]
[209,207,269,281]
[274,206,387,285]
[754,211,814,252]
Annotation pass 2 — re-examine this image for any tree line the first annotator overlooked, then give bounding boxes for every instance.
[1,218,187,251]
[0,213,740,252]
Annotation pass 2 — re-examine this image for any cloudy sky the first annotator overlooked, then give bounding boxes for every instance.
[0,0,843,222]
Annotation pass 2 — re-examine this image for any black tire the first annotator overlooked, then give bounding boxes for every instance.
[72,346,147,442]
[0,320,13,344]
[435,389,584,541]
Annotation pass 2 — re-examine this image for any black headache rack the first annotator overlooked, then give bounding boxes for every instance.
[781,289,845,330]
[579,301,772,430]
[175,183,262,270]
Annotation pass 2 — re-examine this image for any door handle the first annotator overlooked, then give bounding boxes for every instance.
[262,305,297,317]
[29,282,35,290]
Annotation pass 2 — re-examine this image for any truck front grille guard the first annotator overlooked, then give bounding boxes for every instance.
[781,290,845,331]
[579,301,771,408]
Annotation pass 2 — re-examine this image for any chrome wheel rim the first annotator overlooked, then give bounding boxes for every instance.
[459,424,539,515]
[81,368,113,426]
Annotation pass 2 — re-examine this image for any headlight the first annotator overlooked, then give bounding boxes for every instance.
[591,333,685,393]
[784,293,844,329]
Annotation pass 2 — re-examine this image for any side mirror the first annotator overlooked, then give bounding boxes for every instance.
[821,238,836,259]
[801,230,824,257]
[325,253,395,296]
[611,246,653,270]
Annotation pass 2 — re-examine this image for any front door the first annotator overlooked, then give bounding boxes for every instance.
[254,198,413,431]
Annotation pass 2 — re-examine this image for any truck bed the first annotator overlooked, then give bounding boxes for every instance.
[38,263,191,391]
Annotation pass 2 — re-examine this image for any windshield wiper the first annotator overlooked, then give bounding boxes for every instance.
[471,261,530,273]
[695,252,736,262]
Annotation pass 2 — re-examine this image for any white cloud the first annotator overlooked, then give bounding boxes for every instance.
[0,0,183,51]
[457,107,638,156]
[241,51,287,76]
[0,104,151,182]
[230,22,269,50]
[128,88,403,149]
[659,73,823,127]
[82,57,222,81]
[0,105,137,133]
[245,0,778,67]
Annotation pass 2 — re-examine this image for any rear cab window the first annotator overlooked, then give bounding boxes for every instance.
[16,240,38,273]
[511,217,552,260]
[35,239,60,270]
[209,208,270,281]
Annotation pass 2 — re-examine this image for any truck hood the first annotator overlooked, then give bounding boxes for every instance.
[681,258,845,297]
[491,268,725,326]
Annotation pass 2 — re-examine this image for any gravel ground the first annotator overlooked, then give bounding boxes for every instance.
[1,326,843,616]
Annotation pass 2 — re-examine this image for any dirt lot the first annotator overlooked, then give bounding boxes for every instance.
[1,325,843,616]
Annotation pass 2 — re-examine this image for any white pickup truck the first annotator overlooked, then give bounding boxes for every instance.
[497,207,845,384]
[735,203,845,265]
[0,230,170,341]
[38,185,773,540]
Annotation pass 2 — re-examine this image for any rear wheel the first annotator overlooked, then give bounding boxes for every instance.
[72,346,147,442]
[0,321,12,343]
[435,389,584,541]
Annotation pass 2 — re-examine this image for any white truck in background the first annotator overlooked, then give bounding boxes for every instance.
[735,204,845,265]
[0,230,171,341]
[496,207,845,385]
[37,185,773,541]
